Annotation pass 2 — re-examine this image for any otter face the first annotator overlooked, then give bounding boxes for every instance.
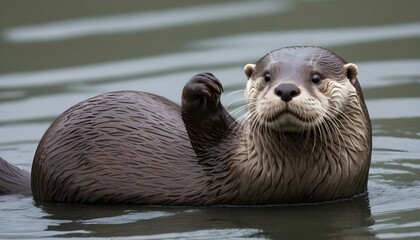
[244,47,359,132]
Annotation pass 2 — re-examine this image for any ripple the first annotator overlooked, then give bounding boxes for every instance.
[0,124,49,143]
[2,1,290,43]
[0,49,256,88]
[377,232,420,239]
[0,196,81,238]
[369,168,413,175]
[373,136,420,155]
[369,180,420,215]
[357,59,420,88]
[106,228,264,240]
[367,98,420,120]
[81,211,174,225]
[196,22,420,51]
[0,93,92,123]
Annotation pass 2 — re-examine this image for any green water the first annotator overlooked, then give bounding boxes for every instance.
[0,0,419,239]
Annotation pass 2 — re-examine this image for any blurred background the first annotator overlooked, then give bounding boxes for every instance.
[0,0,419,239]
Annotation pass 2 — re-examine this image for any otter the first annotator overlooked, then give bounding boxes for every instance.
[0,46,371,205]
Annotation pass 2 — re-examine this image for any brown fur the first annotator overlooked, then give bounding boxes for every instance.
[31,92,211,204]
[1,46,371,205]
[0,157,31,195]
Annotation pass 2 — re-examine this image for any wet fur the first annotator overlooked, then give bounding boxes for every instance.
[0,157,31,195]
[32,92,211,204]
[0,46,371,205]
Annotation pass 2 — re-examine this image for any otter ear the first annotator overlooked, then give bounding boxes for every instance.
[344,63,358,85]
[244,64,256,79]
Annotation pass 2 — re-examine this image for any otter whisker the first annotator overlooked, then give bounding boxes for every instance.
[225,89,246,98]
[323,110,346,156]
[229,105,248,118]
[230,112,249,133]
[225,97,252,110]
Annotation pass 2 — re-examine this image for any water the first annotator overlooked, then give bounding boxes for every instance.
[0,0,419,239]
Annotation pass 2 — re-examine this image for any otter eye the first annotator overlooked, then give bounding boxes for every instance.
[311,73,322,84]
[264,73,271,82]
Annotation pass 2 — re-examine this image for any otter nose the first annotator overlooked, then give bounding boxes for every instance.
[275,84,301,102]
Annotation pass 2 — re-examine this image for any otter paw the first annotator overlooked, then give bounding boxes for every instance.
[182,73,224,110]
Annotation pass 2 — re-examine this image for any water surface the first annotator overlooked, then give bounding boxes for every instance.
[0,0,419,239]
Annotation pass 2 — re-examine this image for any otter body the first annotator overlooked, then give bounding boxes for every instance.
[1,47,371,205]
[32,92,210,204]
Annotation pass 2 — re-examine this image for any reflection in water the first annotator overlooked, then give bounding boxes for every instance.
[367,180,420,239]
[2,1,291,43]
[0,195,85,238]
[38,196,373,239]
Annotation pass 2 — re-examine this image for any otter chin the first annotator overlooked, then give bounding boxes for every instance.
[0,46,371,205]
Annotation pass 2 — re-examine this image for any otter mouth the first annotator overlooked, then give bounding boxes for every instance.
[267,109,312,123]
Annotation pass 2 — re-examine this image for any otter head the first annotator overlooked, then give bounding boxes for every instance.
[244,46,360,132]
